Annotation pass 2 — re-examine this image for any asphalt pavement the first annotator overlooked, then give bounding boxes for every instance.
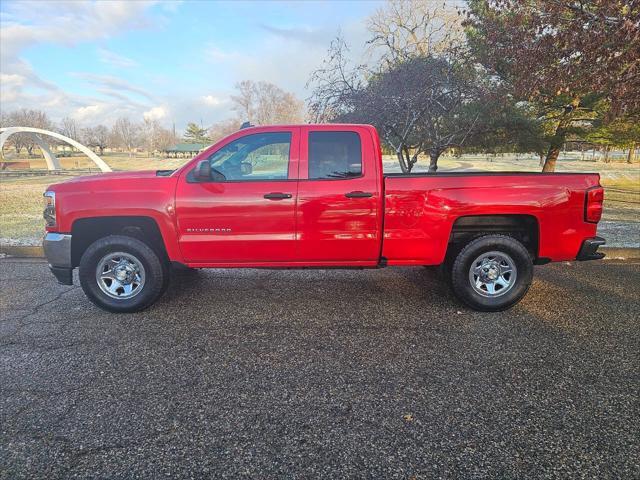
[1,259,639,479]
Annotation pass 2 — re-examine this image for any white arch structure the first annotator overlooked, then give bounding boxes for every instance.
[0,126,112,172]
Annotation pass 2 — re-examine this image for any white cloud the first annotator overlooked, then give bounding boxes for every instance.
[0,73,26,103]
[0,0,161,125]
[74,73,155,101]
[143,106,168,121]
[98,48,138,68]
[0,1,157,62]
[0,73,25,86]
[0,0,374,132]
[203,95,223,106]
[258,24,328,44]
[230,20,370,100]
[72,104,108,122]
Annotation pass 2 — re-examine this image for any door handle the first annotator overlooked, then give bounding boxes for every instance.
[345,191,373,198]
[264,192,292,200]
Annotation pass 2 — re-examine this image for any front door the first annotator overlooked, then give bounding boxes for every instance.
[175,128,299,264]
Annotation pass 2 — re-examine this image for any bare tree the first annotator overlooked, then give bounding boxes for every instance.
[208,118,241,143]
[154,127,177,153]
[58,117,81,153]
[231,80,304,125]
[347,56,482,172]
[306,36,368,123]
[6,109,53,156]
[232,80,256,123]
[367,0,463,68]
[308,1,474,172]
[59,117,79,140]
[82,125,110,155]
[309,38,482,172]
[111,117,140,157]
[142,118,176,153]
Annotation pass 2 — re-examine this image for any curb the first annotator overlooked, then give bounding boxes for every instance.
[598,247,640,260]
[0,245,45,257]
[1,244,639,260]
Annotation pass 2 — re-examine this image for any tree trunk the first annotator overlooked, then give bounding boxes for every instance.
[542,130,565,172]
[603,145,610,163]
[542,123,569,172]
[539,153,545,167]
[408,153,419,171]
[543,96,579,172]
[428,150,440,172]
[628,144,636,164]
[396,150,409,173]
[542,146,560,172]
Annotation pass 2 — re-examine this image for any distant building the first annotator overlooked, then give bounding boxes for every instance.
[162,143,210,158]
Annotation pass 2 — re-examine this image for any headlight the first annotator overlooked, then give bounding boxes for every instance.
[43,191,56,227]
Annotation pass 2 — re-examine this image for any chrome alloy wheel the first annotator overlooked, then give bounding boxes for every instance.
[96,252,146,299]
[468,251,517,298]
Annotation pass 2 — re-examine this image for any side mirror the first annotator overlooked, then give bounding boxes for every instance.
[194,160,211,181]
[240,162,252,176]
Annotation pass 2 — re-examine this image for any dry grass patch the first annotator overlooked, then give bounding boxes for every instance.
[1,155,638,244]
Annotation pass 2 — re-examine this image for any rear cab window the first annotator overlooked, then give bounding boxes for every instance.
[308,131,362,180]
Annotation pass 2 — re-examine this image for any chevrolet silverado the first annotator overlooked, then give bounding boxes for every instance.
[43,124,606,312]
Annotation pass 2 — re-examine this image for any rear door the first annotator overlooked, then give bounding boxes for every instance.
[295,126,381,264]
[175,128,299,264]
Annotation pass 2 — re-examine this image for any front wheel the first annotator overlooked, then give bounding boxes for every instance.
[450,235,533,312]
[79,235,167,313]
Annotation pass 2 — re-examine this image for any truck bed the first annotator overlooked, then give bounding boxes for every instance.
[382,171,601,265]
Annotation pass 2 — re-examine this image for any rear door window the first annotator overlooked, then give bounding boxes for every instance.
[308,131,362,179]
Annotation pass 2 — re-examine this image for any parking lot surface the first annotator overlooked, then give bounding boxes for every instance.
[1,258,639,479]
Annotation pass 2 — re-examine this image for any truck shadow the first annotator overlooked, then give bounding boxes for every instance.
[155,266,460,330]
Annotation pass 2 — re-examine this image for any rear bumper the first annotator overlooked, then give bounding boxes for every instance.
[576,236,606,261]
[43,233,73,285]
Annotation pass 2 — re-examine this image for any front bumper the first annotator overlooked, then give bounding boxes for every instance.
[43,232,73,285]
[576,236,606,261]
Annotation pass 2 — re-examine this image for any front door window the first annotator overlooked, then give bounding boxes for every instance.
[208,132,291,181]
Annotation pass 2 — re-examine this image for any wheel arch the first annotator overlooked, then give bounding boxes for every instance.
[446,214,540,262]
[71,216,168,267]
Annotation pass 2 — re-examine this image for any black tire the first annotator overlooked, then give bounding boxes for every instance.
[450,234,533,312]
[79,235,167,313]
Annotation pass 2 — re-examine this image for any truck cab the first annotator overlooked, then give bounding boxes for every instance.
[175,124,383,266]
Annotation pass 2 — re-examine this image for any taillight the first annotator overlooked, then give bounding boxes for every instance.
[585,187,604,223]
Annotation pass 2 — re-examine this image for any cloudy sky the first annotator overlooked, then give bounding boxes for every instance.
[0,0,381,131]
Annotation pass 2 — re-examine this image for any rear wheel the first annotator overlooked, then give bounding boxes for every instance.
[450,234,533,312]
[79,235,167,313]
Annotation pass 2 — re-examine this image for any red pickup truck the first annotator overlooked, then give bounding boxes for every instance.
[43,124,605,313]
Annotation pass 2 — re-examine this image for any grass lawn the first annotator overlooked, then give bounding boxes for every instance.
[599,177,640,223]
[1,153,638,245]
[25,153,187,171]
